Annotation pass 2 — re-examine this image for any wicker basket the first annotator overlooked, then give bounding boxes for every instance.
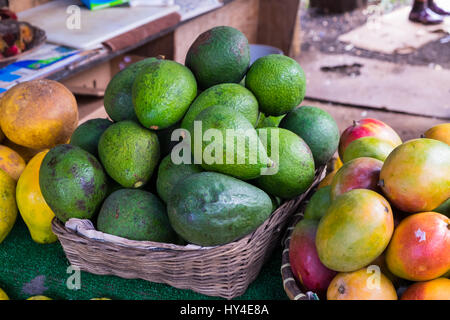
[52,167,326,299]
[281,190,322,300]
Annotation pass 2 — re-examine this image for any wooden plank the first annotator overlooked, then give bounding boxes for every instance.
[257,0,301,56]
[297,51,450,119]
[173,0,260,63]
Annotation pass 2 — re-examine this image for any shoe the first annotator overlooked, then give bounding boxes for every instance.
[409,2,444,25]
[428,0,450,16]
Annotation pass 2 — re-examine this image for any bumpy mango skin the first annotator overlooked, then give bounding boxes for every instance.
[386,212,450,281]
[379,138,450,213]
[0,80,78,150]
[327,268,398,300]
[424,123,450,146]
[338,118,402,159]
[0,145,25,181]
[0,168,17,243]
[401,278,450,300]
[16,151,57,244]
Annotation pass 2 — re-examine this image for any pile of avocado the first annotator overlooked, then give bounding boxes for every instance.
[39,26,340,247]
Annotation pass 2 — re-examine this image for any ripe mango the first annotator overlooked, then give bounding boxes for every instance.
[316,189,394,272]
[0,168,17,243]
[327,267,397,300]
[16,150,57,244]
[330,157,383,200]
[401,278,450,300]
[0,145,25,180]
[424,123,450,145]
[380,138,450,213]
[386,212,450,281]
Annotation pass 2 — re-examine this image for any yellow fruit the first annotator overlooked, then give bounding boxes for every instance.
[0,168,17,243]
[26,295,52,300]
[16,150,57,244]
[424,123,450,145]
[0,79,78,150]
[91,297,112,300]
[3,138,42,163]
[327,267,398,300]
[0,287,9,300]
[0,145,26,180]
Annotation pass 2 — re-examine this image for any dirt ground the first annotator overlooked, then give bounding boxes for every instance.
[300,2,450,70]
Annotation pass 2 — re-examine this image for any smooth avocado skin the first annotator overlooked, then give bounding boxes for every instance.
[70,118,113,157]
[39,144,107,223]
[156,154,203,203]
[256,128,315,199]
[189,105,272,180]
[97,189,177,243]
[132,59,197,130]
[98,121,160,188]
[104,57,157,122]
[280,106,339,167]
[167,172,273,246]
[245,54,306,116]
[180,83,259,130]
[185,26,250,89]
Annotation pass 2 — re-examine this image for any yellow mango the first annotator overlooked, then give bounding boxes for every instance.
[27,295,52,300]
[0,145,26,181]
[0,168,17,243]
[0,287,9,300]
[16,150,57,244]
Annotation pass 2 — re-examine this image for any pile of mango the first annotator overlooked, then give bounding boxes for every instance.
[0,26,341,252]
[289,119,450,300]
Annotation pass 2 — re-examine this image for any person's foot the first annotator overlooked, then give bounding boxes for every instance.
[428,0,450,16]
[409,2,444,25]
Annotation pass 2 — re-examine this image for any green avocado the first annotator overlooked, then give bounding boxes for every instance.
[70,118,113,157]
[280,106,340,167]
[185,26,250,89]
[132,59,197,130]
[104,57,158,122]
[39,144,107,223]
[189,105,272,180]
[256,127,315,199]
[167,172,273,246]
[303,186,332,221]
[156,154,203,203]
[98,120,160,188]
[245,54,306,116]
[97,189,177,243]
[180,83,259,130]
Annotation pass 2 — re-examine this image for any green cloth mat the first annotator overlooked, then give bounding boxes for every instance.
[0,216,289,300]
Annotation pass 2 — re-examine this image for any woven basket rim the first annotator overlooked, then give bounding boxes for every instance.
[52,192,298,253]
[281,187,326,300]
